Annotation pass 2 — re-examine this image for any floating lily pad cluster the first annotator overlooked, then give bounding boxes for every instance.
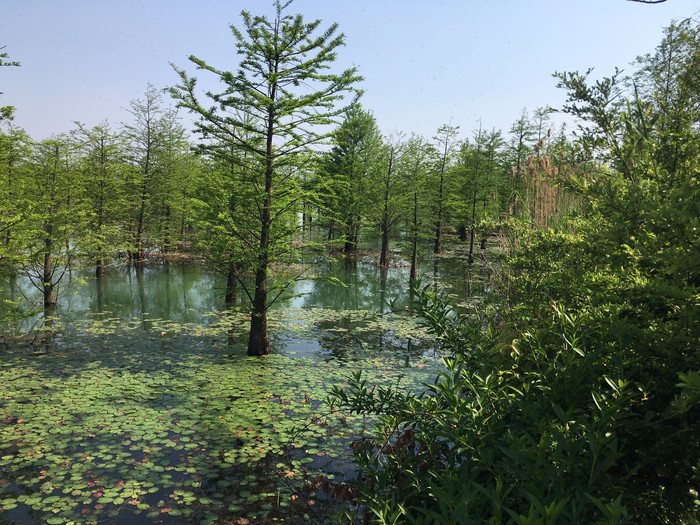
[0,307,440,524]
[63,307,434,343]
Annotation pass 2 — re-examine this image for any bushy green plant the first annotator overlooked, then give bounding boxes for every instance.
[329,295,655,524]
[329,22,700,522]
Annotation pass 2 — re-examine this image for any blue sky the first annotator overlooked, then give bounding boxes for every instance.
[2,0,698,142]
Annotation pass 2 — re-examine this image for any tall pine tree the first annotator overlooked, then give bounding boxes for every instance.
[171,0,361,355]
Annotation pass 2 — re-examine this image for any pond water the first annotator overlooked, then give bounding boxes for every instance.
[0,246,494,524]
[2,248,490,331]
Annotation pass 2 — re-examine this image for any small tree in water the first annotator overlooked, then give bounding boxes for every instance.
[171,0,362,355]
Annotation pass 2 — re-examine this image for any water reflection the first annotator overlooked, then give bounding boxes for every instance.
[1,249,491,338]
[312,320,432,365]
[287,259,411,313]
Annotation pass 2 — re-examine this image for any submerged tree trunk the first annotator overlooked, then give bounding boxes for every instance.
[225,261,237,304]
[248,224,271,352]
[379,221,389,267]
[42,195,57,307]
[247,114,274,356]
[96,274,106,312]
[468,228,476,263]
[248,302,269,355]
[248,265,269,356]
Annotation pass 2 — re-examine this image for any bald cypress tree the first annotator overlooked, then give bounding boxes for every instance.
[171,0,361,355]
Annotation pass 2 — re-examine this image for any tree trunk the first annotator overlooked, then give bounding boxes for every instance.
[247,101,275,357]
[248,206,271,351]
[43,249,56,307]
[40,309,55,351]
[433,214,442,254]
[96,258,105,278]
[434,147,447,254]
[410,189,418,282]
[96,155,106,278]
[225,261,237,304]
[458,224,467,242]
[136,150,150,261]
[136,195,147,262]
[344,218,358,255]
[468,178,478,264]
[467,137,482,264]
[379,224,389,267]
[248,264,269,355]
[162,205,172,254]
[379,266,387,314]
[379,152,393,267]
[42,205,56,307]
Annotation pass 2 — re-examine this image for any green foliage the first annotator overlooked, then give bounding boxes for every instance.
[329,300,645,524]
[0,45,20,121]
[0,46,20,70]
[370,136,414,267]
[72,121,132,273]
[450,127,506,258]
[21,135,87,305]
[329,18,700,525]
[429,123,460,254]
[123,85,189,260]
[0,123,32,273]
[313,104,384,253]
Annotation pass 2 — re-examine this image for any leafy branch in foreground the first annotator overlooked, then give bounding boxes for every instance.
[328,301,648,524]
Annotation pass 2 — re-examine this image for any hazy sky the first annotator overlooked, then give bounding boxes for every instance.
[2,1,698,142]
